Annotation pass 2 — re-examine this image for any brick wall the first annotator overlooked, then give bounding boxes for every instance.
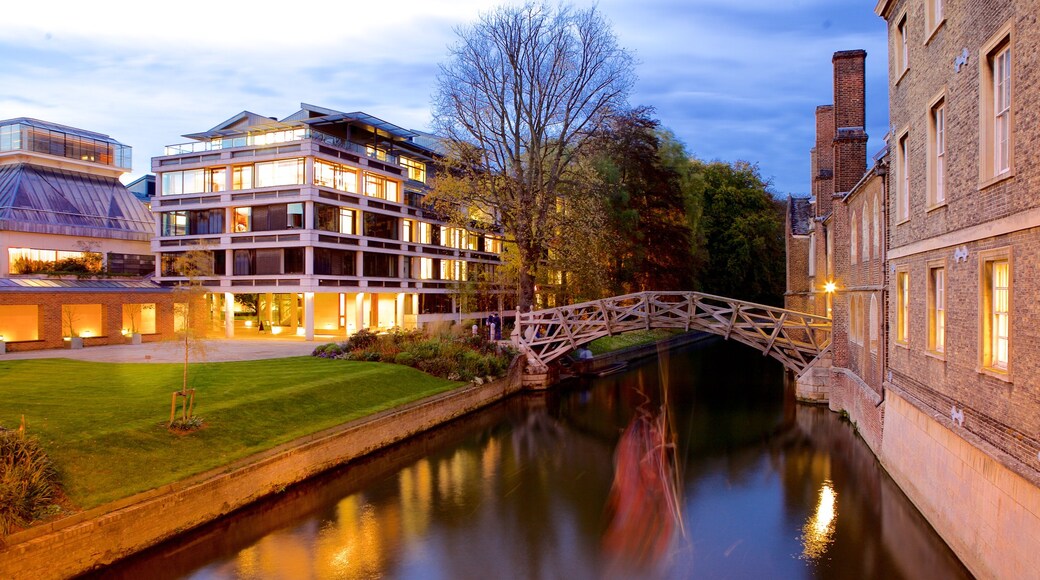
[0,289,195,351]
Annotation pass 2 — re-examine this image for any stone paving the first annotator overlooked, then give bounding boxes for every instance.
[0,337,319,363]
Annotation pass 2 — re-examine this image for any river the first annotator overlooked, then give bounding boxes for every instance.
[89,339,971,579]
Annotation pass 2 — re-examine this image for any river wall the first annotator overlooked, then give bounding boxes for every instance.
[800,362,1040,578]
[0,362,525,579]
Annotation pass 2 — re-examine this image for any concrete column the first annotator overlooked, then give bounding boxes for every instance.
[355,292,365,334]
[264,293,273,327]
[224,292,234,338]
[304,292,314,341]
[290,294,299,334]
[396,293,405,329]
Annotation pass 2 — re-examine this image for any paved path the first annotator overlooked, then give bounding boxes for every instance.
[1,338,319,363]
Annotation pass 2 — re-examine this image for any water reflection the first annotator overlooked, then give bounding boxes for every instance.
[802,480,837,559]
[92,340,971,580]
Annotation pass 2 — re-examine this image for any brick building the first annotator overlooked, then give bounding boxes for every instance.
[873,0,1040,576]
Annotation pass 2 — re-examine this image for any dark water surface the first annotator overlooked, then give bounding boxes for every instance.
[91,340,971,579]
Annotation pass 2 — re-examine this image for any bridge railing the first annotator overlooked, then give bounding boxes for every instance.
[512,291,831,376]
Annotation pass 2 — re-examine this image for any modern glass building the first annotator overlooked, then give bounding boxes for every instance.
[152,104,508,340]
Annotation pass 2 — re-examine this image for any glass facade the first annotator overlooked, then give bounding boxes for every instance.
[0,120,131,170]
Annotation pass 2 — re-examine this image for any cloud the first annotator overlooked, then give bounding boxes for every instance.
[0,1,892,195]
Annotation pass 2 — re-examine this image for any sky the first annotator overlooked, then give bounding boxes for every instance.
[0,1,889,197]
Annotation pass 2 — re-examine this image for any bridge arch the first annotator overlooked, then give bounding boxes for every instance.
[512,291,831,376]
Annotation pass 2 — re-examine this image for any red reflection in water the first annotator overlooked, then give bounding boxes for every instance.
[602,387,685,570]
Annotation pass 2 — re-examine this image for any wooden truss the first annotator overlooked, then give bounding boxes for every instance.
[512,291,831,376]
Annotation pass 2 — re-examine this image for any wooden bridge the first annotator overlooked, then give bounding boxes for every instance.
[512,291,831,376]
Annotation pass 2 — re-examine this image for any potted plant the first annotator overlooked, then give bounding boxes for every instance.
[124,304,143,345]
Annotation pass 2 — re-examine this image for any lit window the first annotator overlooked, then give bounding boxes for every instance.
[400,157,427,183]
[981,256,1010,371]
[929,266,945,354]
[897,271,909,344]
[255,158,304,188]
[340,208,356,235]
[233,207,251,232]
[287,203,304,229]
[232,165,253,190]
[403,219,414,242]
[314,159,358,193]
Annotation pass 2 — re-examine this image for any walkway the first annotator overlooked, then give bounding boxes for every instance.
[0,337,318,363]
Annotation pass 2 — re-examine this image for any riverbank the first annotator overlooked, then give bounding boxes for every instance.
[0,359,525,579]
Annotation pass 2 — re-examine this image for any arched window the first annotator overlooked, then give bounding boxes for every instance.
[872,193,881,255]
[870,294,879,354]
[851,211,858,265]
[862,203,870,260]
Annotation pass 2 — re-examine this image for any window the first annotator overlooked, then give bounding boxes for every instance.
[363,174,399,202]
[255,158,304,188]
[418,257,434,279]
[287,203,304,229]
[925,0,944,38]
[162,211,187,236]
[233,207,251,232]
[980,25,1013,183]
[403,219,414,242]
[897,270,909,344]
[232,165,253,190]
[399,157,427,183]
[314,248,356,276]
[808,233,816,277]
[981,252,1011,372]
[896,131,910,222]
[993,46,1011,175]
[869,295,879,354]
[340,208,356,235]
[161,168,224,196]
[872,194,880,254]
[929,98,946,206]
[314,160,358,193]
[363,212,398,240]
[897,14,909,75]
[851,213,858,265]
[418,222,432,244]
[928,266,945,354]
[861,206,869,261]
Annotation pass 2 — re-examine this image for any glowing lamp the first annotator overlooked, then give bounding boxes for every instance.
[823,282,837,294]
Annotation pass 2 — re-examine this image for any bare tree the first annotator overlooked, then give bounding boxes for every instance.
[169,247,213,427]
[432,2,635,311]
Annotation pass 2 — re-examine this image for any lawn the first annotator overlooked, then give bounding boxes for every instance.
[0,357,460,509]
[587,328,681,355]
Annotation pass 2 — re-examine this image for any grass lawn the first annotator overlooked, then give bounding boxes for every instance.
[0,357,459,509]
[587,328,681,355]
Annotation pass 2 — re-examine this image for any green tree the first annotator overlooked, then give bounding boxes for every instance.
[693,161,785,305]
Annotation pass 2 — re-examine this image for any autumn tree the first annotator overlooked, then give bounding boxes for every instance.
[432,2,635,311]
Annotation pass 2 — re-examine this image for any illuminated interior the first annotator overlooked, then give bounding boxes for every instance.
[0,304,39,341]
[61,304,103,338]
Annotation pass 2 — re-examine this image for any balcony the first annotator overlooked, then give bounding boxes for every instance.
[163,128,398,166]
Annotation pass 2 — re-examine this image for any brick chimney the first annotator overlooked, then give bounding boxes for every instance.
[832,50,868,195]
[813,105,835,218]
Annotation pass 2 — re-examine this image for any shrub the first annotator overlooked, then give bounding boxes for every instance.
[394,352,417,367]
[310,327,515,382]
[0,429,59,534]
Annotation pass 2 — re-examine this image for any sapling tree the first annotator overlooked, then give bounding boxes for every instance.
[168,248,214,428]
